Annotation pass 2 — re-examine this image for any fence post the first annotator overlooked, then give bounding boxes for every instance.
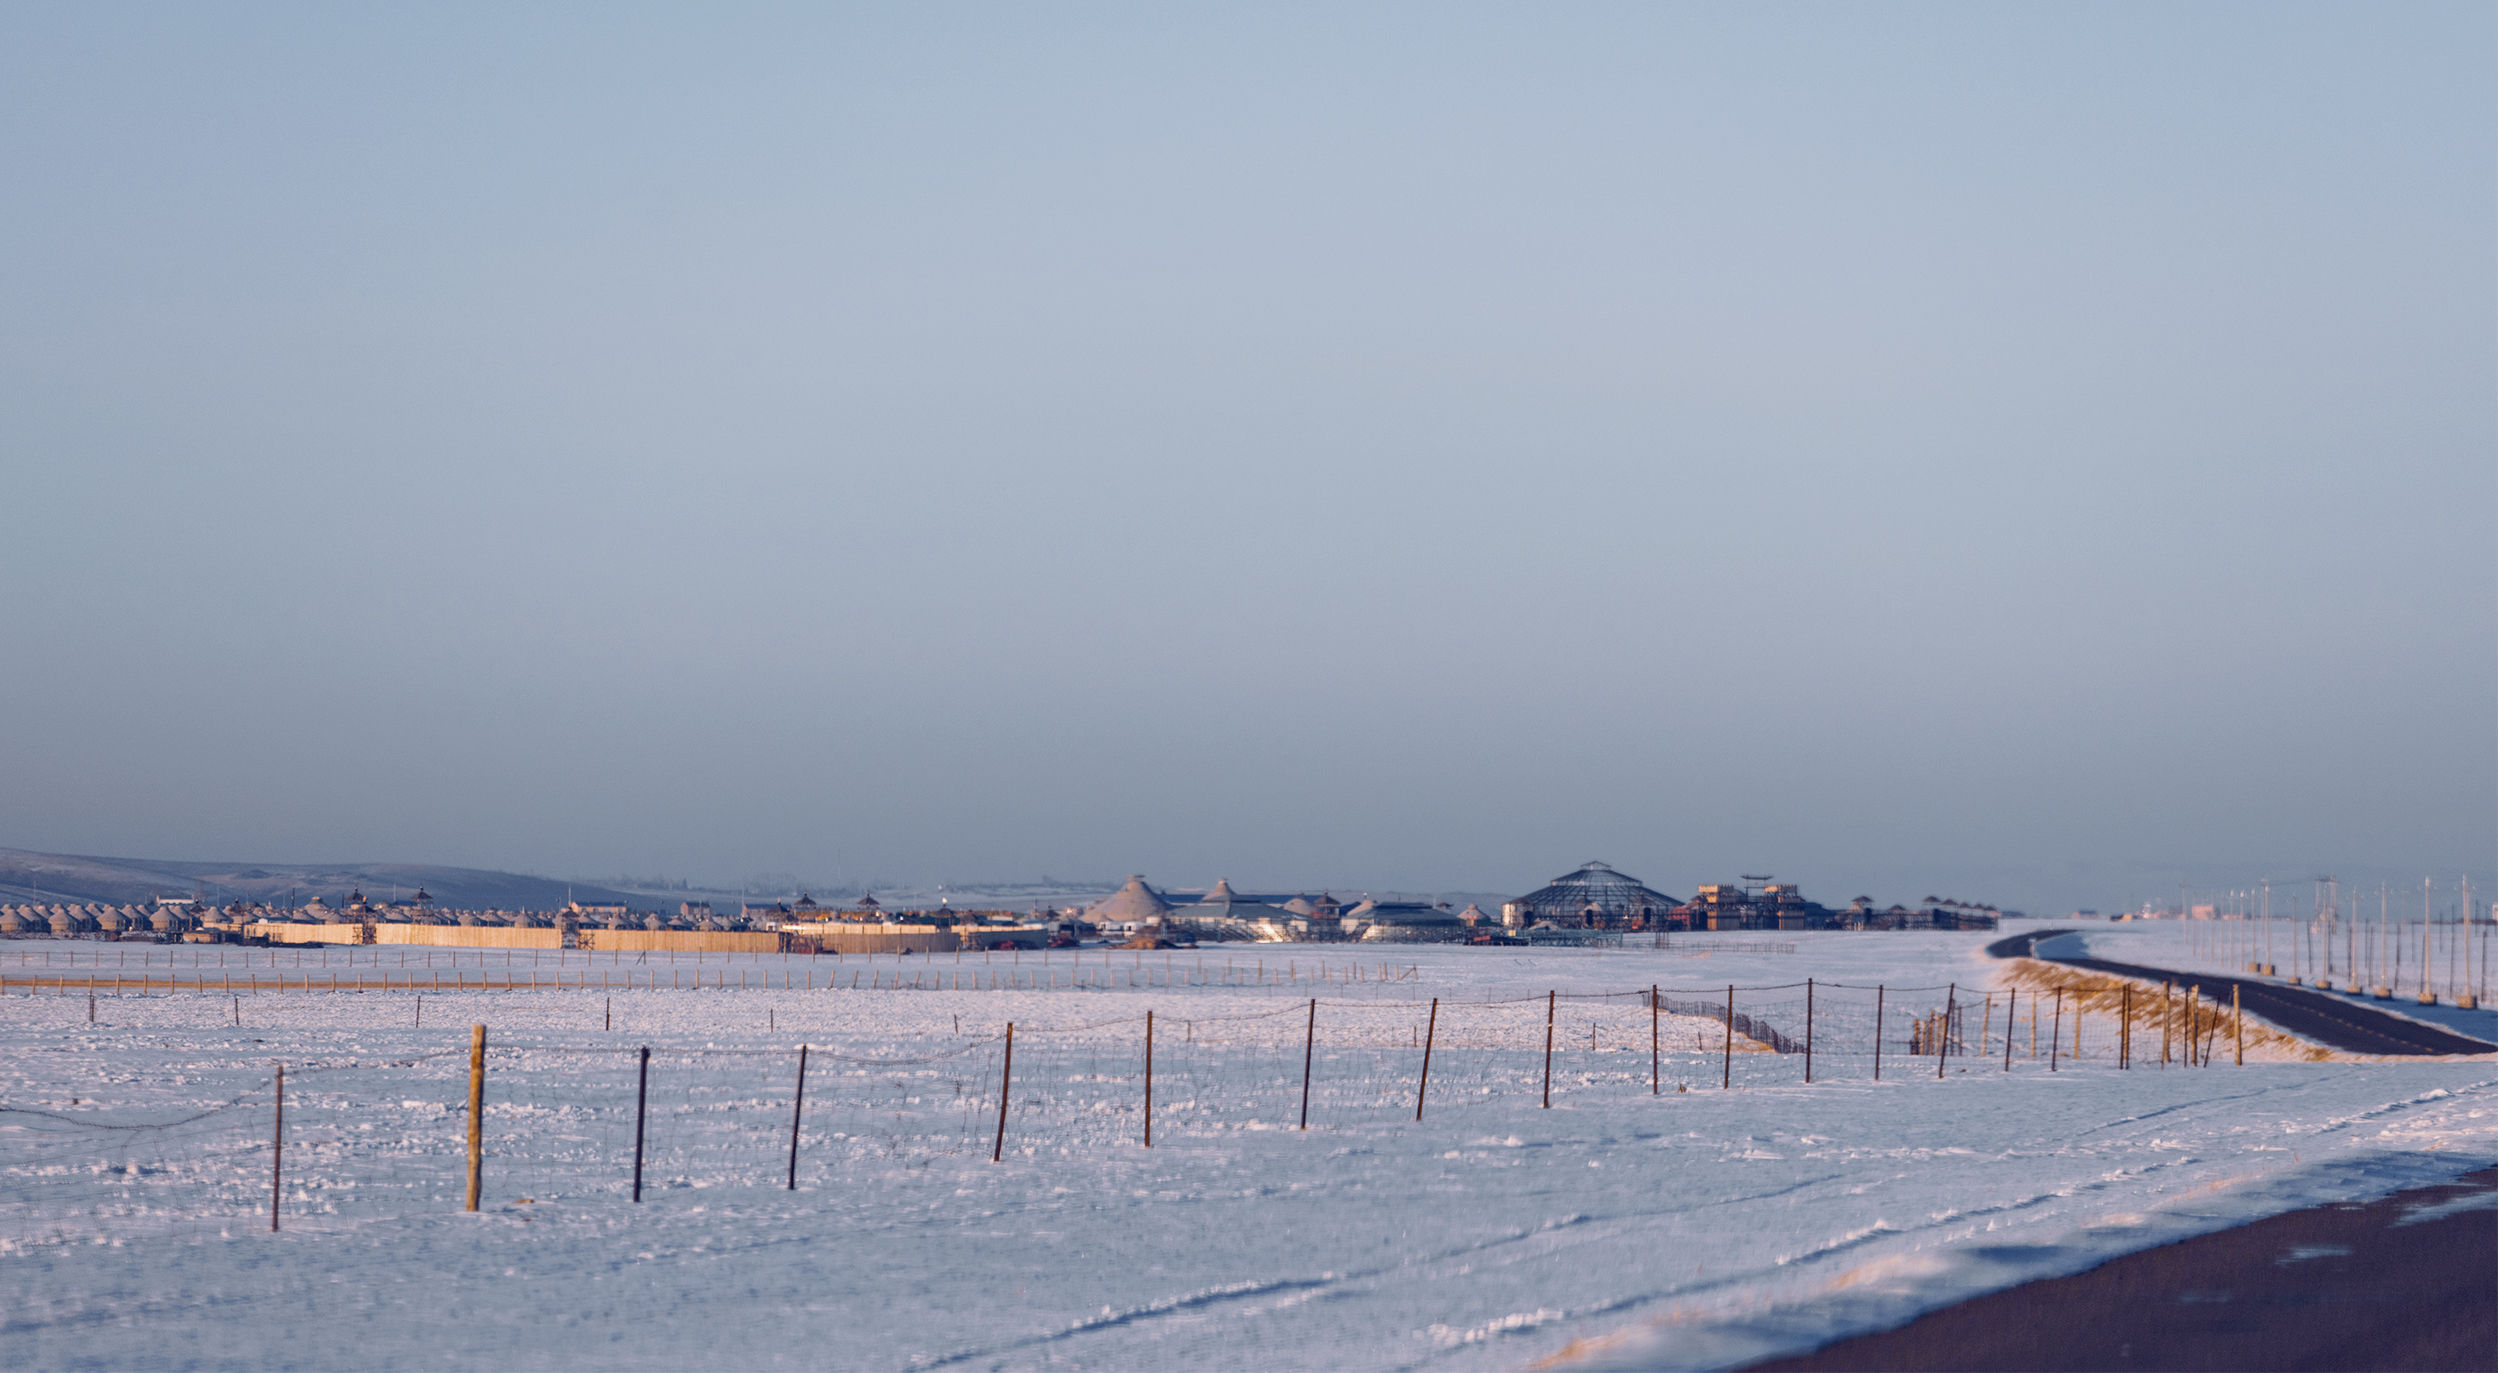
[1650,985,1659,1095]
[2234,985,2244,1066]
[465,1025,487,1211]
[1299,1000,1316,1130]
[632,1046,649,1201]
[1415,997,1438,1121]
[1937,984,1954,1079]
[1722,985,1734,1090]
[1804,978,1814,1084]
[993,1023,1015,1161]
[2049,990,2062,1072]
[2188,986,2200,1067]
[787,1044,808,1189]
[269,1063,284,1233]
[1143,1011,1154,1148]
[2120,985,2130,1068]
[1543,991,1556,1108]
[2003,989,2016,1070]
[1874,986,1885,1081]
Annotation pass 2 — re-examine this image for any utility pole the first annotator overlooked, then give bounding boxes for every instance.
[2422,878,2436,1004]
[2261,879,2271,975]
[2308,883,2328,988]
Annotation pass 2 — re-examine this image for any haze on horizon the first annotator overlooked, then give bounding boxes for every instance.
[1,5,2490,916]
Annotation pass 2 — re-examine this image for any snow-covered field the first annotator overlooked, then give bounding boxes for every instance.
[3,924,2493,1370]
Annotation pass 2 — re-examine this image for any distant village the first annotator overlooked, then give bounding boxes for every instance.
[0,860,2003,953]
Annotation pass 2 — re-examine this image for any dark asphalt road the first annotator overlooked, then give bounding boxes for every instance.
[1747,1165,2498,1372]
[1989,930,2495,1058]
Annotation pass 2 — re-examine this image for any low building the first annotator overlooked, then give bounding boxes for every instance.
[1348,899,1468,943]
[1690,881,1832,931]
[1164,879,1297,941]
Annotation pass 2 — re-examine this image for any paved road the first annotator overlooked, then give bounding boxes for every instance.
[1990,930,2496,1058]
[1748,1164,2498,1372]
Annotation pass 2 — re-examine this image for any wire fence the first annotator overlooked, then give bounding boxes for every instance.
[0,944,1449,995]
[0,975,2237,1247]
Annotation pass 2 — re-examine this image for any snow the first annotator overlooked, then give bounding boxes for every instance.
[2,926,2493,1370]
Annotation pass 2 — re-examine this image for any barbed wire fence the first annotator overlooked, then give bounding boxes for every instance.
[0,974,2208,1247]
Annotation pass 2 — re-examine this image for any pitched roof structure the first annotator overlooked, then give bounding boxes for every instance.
[1169,877,1294,926]
[1507,861,1678,926]
[1089,874,1173,923]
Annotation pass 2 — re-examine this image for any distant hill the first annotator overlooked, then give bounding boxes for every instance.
[0,847,654,912]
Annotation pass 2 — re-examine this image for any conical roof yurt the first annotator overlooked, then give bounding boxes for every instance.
[1089,875,1172,924]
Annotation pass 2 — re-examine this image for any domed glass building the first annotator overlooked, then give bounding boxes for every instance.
[1503,861,1679,930]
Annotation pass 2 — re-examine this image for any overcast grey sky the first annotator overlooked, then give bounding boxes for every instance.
[1,4,2489,912]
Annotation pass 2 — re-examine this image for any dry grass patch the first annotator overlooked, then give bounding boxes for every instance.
[1996,959,2333,1063]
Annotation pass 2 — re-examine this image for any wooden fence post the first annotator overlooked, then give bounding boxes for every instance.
[1543,991,1556,1108]
[993,1023,1015,1161]
[2003,989,2016,1071]
[1874,985,1885,1081]
[1415,997,1438,1121]
[2120,985,2130,1068]
[787,1045,808,1189]
[2187,986,2201,1067]
[269,1063,284,1233]
[1299,1000,1316,1130]
[2049,991,2061,1072]
[464,1025,486,1211]
[1936,984,1955,1078]
[1143,1011,1154,1148]
[631,1046,649,1201]
[1722,986,1734,1090]
[1649,985,1659,1095]
[1804,978,1815,1084]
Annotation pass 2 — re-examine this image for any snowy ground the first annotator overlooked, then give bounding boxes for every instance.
[3,925,2494,1370]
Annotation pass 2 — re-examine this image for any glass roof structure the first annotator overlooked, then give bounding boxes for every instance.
[1508,861,1678,925]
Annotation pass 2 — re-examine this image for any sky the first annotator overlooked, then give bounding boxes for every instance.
[1,4,2490,914]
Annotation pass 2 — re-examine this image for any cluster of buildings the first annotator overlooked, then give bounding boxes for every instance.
[1076,863,1999,944]
[1,901,199,937]
[1499,862,2002,934]
[3,862,1998,948]
[1078,876,1485,944]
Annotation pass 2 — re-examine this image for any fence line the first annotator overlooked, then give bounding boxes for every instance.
[1,977,2218,1251]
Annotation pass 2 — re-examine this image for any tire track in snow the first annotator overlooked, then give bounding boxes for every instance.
[906,1174,1851,1369]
